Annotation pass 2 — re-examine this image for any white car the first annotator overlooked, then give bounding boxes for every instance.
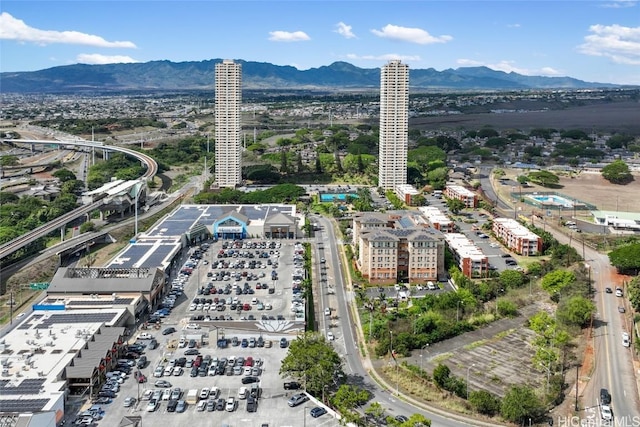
[146,399,159,412]
[622,332,630,347]
[186,323,201,330]
[327,332,335,341]
[324,308,331,316]
[199,387,210,399]
[172,367,183,376]
[238,386,248,399]
[601,404,613,421]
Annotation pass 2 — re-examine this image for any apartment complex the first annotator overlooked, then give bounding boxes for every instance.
[352,211,445,284]
[492,218,542,255]
[214,59,242,188]
[418,206,456,233]
[443,233,490,278]
[378,60,409,190]
[444,185,478,208]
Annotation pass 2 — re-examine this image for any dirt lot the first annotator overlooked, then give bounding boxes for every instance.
[555,171,640,213]
[501,169,640,214]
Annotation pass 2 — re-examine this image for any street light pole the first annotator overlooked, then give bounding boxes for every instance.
[420,343,429,372]
[467,363,475,400]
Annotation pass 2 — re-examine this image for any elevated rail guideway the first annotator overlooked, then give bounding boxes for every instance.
[0,138,158,261]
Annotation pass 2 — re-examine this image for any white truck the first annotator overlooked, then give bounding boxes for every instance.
[185,389,199,405]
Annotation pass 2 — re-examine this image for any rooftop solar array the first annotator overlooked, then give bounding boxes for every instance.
[66,298,133,306]
[35,312,118,329]
[0,399,49,412]
[0,379,46,396]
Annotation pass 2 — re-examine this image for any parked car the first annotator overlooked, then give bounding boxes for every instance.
[154,380,172,388]
[176,400,187,413]
[123,397,136,408]
[246,396,258,412]
[146,399,159,412]
[287,393,308,407]
[225,397,236,412]
[283,381,301,390]
[242,376,260,384]
[310,407,327,418]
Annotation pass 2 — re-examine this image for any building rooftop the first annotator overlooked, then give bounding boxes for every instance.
[0,311,125,414]
[444,233,487,261]
[493,218,540,239]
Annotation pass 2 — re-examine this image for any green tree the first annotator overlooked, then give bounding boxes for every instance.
[527,170,560,187]
[0,155,19,166]
[52,168,77,182]
[279,332,343,396]
[79,221,96,233]
[330,384,371,412]
[500,385,545,423]
[469,390,501,416]
[556,296,596,327]
[608,243,640,274]
[365,402,386,423]
[601,160,633,184]
[400,414,431,427]
[627,277,640,311]
[499,270,526,289]
[432,363,451,389]
[541,270,575,294]
[446,198,466,214]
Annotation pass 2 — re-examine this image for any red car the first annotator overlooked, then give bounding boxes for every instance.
[135,371,147,383]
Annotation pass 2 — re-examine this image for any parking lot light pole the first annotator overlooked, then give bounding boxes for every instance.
[420,343,429,372]
[467,363,475,400]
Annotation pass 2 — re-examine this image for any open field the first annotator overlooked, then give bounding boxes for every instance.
[499,170,640,215]
[411,101,640,134]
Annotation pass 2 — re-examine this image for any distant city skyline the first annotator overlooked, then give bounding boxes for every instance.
[1,1,639,85]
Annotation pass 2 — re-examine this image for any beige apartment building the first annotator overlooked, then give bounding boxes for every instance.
[492,217,542,255]
[444,185,478,208]
[215,59,242,187]
[352,212,445,284]
[378,60,409,190]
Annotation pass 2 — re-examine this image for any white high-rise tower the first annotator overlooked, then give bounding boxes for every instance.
[378,60,409,190]
[215,59,242,187]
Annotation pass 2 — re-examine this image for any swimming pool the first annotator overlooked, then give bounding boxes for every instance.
[527,194,575,208]
[320,193,359,202]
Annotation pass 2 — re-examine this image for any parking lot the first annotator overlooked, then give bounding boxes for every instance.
[82,238,339,427]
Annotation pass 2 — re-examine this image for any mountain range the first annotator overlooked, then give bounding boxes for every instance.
[0,59,619,93]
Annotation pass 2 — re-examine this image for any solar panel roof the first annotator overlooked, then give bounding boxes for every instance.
[35,312,118,329]
[0,379,45,396]
[0,399,49,412]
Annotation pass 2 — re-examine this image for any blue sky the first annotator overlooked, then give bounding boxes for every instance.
[1,1,639,84]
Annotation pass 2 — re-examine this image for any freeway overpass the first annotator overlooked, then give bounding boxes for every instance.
[0,138,158,262]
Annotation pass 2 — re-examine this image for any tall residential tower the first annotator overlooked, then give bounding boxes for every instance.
[378,60,409,190]
[215,59,242,187]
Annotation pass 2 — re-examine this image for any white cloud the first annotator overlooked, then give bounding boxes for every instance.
[345,53,422,62]
[507,23,521,28]
[600,0,636,8]
[76,53,139,65]
[371,24,452,44]
[0,12,136,48]
[456,58,562,76]
[335,22,356,39]
[268,30,310,42]
[578,24,640,65]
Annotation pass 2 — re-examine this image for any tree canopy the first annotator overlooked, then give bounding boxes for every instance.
[541,270,576,294]
[601,160,633,184]
[527,170,559,187]
[279,332,343,396]
[500,385,545,423]
[608,243,640,274]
